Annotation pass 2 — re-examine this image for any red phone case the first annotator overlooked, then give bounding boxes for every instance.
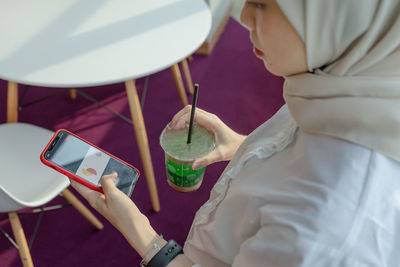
[40,129,140,194]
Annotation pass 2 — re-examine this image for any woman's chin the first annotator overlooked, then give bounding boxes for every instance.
[263,61,282,77]
[263,61,308,77]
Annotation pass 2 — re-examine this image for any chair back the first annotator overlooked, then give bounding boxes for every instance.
[0,123,69,212]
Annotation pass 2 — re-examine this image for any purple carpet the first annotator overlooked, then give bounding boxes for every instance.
[0,19,284,266]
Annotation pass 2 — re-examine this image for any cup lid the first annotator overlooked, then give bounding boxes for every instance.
[160,124,215,162]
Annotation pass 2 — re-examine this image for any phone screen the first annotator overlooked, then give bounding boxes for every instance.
[44,131,138,196]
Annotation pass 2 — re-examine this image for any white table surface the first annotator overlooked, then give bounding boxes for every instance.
[0,0,211,87]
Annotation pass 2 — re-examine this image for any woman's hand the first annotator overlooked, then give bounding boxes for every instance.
[170,106,247,169]
[72,174,197,267]
[69,173,157,257]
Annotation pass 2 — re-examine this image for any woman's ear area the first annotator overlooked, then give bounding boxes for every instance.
[275,1,309,74]
[269,1,309,76]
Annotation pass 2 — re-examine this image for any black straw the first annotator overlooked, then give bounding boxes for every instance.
[187,83,199,144]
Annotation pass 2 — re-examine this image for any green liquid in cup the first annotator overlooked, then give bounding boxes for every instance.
[160,124,215,192]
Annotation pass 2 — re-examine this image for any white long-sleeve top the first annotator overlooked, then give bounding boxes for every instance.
[184,105,400,267]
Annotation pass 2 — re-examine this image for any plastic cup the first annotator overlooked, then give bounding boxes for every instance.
[160,123,215,192]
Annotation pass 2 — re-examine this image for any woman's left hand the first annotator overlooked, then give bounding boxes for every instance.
[69,173,158,257]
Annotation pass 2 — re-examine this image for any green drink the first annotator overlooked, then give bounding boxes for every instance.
[160,123,215,192]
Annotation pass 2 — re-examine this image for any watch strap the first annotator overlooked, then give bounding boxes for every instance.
[145,240,183,267]
[141,235,167,266]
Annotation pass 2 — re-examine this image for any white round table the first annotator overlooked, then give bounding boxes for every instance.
[0,0,212,212]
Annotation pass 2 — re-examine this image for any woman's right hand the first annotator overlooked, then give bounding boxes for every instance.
[169,105,247,169]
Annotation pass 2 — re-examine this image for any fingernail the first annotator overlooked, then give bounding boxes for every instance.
[193,162,202,170]
[167,121,175,129]
[107,172,117,179]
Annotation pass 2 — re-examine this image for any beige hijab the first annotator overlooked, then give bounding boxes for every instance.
[276,0,400,162]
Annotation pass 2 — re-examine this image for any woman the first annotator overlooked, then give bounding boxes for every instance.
[71,0,400,266]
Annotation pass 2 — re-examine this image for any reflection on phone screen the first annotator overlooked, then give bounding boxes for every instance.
[46,132,138,196]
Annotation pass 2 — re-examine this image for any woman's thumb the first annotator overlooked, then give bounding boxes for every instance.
[100,172,118,194]
[192,151,221,170]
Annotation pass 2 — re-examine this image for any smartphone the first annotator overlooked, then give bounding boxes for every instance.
[40,129,139,197]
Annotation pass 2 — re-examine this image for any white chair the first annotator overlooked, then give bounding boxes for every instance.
[0,122,103,267]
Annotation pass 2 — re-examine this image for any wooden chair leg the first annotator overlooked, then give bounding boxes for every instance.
[125,79,160,212]
[7,81,18,123]
[9,212,34,267]
[69,89,77,100]
[170,64,188,107]
[61,188,104,230]
[180,59,194,95]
